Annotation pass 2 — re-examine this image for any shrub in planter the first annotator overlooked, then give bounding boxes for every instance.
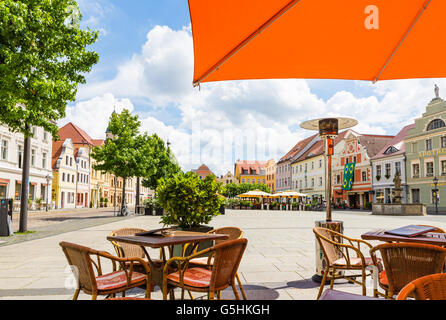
[157,172,224,256]
[292,202,299,210]
[143,198,154,215]
[271,201,278,210]
[240,200,252,209]
[157,171,224,229]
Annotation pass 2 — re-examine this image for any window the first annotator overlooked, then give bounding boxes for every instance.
[319,177,323,186]
[319,159,322,168]
[426,139,433,151]
[42,152,47,169]
[442,160,446,175]
[442,137,446,148]
[18,145,23,169]
[376,165,382,177]
[1,140,7,160]
[432,189,440,204]
[412,142,417,153]
[257,179,260,184]
[362,171,367,182]
[71,175,74,183]
[353,156,357,163]
[299,180,302,188]
[311,162,314,170]
[385,163,391,177]
[395,162,401,175]
[70,157,73,167]
[427,119,446,131]
[384,146,399,154]
[426,162,434,177]
[413,163,420,177]
[62,173,65,182]
[412,189,420,204]
[336,175,341,184]
[43,131,48,142]
[311,178,314,187]
[300,165,302,172]
[31,149,36,166]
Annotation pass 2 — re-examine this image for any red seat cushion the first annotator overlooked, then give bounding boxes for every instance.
[379,271,388,286]
[166,267,212,288]
[333,257,379,267]
[96,270,147,291]
[189,257,214,266]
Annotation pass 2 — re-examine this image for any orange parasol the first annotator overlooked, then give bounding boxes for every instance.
[188,0,444,86]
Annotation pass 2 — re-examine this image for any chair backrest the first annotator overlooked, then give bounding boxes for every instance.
[313,227,343,266]
[210,238,248,289]
[109,228,147,258]
[397,273,446,300]
[371,242,446,295]
[210,227,244,245]
[59,241,98,293]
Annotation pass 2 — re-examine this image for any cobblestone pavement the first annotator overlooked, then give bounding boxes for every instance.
[1,209,446,300]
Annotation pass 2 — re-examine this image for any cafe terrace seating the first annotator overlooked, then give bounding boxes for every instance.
[60,241,152,300]
[313,227,380,300]
[162,238,248,300]
[370,242,446,299]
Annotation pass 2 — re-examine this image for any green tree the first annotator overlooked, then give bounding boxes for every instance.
[0,0,99,231]
[91,109,151,216]
[141,134,182,191]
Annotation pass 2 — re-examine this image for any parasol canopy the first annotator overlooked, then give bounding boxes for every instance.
[238,190,272,198]
[188,0,446,86]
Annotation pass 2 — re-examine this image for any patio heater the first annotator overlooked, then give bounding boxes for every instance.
[301,117,358,283]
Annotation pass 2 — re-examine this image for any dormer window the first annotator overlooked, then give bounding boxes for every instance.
[427,119,446,131]
[384,146,399,155]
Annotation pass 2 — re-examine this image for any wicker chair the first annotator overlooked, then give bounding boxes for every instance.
[313,227,380,300]
[370,242,446,299]
[109,228,164,272]
[60,241,152,300]
[184,227,247,299]
[396,273,446,300]
[162,238,248,300]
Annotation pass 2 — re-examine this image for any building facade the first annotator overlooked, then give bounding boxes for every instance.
[405,94,446,212]
[193,164,215,180]
[276,134,319,193]
[291,139,325,202]
[332,130,393,209]
[52,139,77,209]
[0,125,53,211]
[265,159,276,193]
[371,124,413,204]
[216,172,239,186]
[75,147,90,208]
[234,160,267,185]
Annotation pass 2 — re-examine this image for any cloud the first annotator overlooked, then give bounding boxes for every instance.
[69,24,446,176]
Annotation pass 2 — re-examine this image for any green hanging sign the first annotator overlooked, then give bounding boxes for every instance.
[342,162,356,191]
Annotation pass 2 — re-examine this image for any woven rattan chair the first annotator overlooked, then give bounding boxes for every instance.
[313,227,380,300]
[396,273,446,300]
[109,228,164,272]
[162,238,248,300]
[370,242,446,299]
[184,227,247,299]
[60,241,151,300]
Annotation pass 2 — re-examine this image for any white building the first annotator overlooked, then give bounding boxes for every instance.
[0,125,53,211]
[371,124,414,204]
[75,147,90,208]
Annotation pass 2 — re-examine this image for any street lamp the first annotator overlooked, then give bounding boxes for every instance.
[45,174,52,212]
[301,117,358,283]
[433,176,439,214]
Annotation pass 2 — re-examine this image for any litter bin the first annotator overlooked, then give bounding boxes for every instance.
[312,220,344,283]
[0,199,13,236]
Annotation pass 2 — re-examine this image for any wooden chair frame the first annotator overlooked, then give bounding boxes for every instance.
[163,238,247,300]
[397,273,446,300]
[313,227,379,300]
[60,241,152,300]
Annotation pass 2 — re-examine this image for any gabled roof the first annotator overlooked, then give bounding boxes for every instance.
[58,122,95,146]
[371,124,415,160]
[235,160,267,175]
[358,134,395,158]
[278,133,318,164]
[92,139,104,147]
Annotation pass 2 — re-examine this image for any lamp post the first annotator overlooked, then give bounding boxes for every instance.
[45,174,52,212]
[433,176,439,214]
[113,176,117,216]
[301,117,358,283]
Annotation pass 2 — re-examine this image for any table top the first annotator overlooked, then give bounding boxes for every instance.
[361,229,446,246]
[107,230,229,248]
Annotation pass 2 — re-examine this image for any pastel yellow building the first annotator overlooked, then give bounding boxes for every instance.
[266,159,276,193]
[234,160,267,185]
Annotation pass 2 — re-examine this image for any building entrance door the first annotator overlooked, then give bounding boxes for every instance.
[348,194,360,209]
[412,189,420,204]
[0,185,6,199]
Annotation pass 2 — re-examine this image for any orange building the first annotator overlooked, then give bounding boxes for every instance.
[192,164,215,180]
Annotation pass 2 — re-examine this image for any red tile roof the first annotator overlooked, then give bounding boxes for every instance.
[92,139,104,147]
[58,122,95,146]
[235,160,267,176]
[51,140,65,170]
[371,124,415,160]
[278,133,318,164]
